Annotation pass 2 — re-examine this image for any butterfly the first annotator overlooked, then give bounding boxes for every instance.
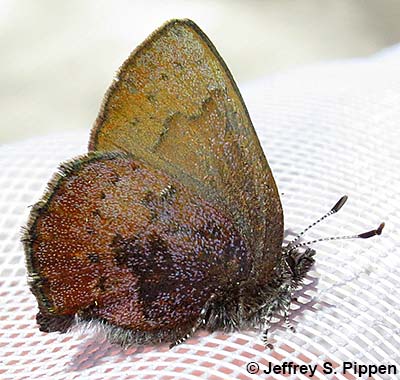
[23,19,383,348]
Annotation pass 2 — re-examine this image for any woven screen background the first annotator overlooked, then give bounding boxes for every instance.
[1,45,399,379]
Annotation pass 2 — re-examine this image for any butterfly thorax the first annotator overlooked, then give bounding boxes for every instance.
[203,246,315,333]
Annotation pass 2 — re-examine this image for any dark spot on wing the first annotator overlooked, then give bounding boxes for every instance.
[87,253,99,263]
[110,171,120,184]
[146,94,156,103]
[98,277,106,292]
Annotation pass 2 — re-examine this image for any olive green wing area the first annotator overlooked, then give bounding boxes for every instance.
[89,19,283,277]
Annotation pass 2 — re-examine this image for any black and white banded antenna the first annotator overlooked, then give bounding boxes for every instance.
[287,195,348,247]
[286,195,384,251]
[290,222,385,250]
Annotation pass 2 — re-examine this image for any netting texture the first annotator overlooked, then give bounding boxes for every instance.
[1,46,400,379]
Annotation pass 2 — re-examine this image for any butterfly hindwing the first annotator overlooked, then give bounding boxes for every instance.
[24,153,252,343]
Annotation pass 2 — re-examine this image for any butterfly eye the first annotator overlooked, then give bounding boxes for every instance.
[285,256,296,275]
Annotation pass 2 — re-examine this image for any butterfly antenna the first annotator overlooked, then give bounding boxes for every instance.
[290,222,385,250]
[288,195,348,247]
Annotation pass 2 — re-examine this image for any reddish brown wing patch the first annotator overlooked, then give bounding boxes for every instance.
[24,153,252,337]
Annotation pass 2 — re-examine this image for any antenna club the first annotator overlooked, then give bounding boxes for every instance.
[358,222,385,239]
[377,222,385,235]
[331,195,348,213]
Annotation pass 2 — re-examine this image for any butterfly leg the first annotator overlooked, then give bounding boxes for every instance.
[261,306,275,349]
[284,311,296,333]
[262,306,295,348]
[279,285,296,334]
[169,294,216,349]
[261,283,296,348]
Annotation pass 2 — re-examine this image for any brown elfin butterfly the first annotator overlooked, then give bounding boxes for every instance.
[23,19,384,348]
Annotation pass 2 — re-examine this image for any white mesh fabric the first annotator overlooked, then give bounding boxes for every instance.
[1,45,400,380]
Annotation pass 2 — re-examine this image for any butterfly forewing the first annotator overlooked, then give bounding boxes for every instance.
[90,19,283,278]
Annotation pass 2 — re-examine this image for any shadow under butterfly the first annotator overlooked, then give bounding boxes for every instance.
[22,19,384,349]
